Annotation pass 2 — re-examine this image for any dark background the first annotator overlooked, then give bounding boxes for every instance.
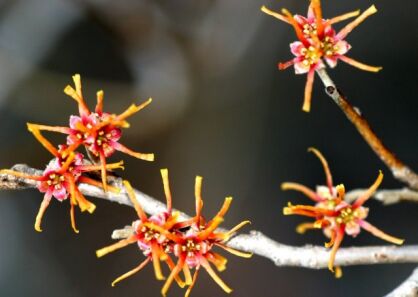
[0,0,417,296]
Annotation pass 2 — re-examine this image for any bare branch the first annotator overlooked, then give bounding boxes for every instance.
[315,68,418,191]
[385,267,418,297]
[1,164,418,270]
[346,188,418,205]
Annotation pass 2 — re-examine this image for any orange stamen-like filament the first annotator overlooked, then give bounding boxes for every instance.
[111,142,154,161]
[200,256,232,294]
[111,257,151,287]
[328,10,360,25]
[328,225,345,272]
[308,147,334,194]
[77,176,120,193]
[353,171,383,208]
[24,123,72,135]
[302,69,315,112]
[359,220,404,245]
[194,176,204,223]
[310,0,324,37]
[260,6,291,24]
[34,193,52,232]
[115,98,153,122]
[165,256,186,288]
[281,9,311,47]
[123,180,148,222]
[151,242,165,280]
[96,236,137,258]
[337,5,377,40]
[339,55,382,72]
[162,256,186,297]
[95,90,104,114]
[160,169,173,213]
[64,74,90,117]
[197,217,224,240]
[0,169,44,182]
[27,124,59,157]
[99,151,108,192]
[296,221,321,234]
[215,243,253,258]
[185,267,200,297]
[281,182,322,202]
[219,220,251,242]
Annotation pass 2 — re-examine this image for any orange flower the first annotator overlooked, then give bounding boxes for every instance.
[96,170,184,287]
[146,175,251,297]
[97,170,251,296]
[281,148,403,276]
[261,0,381,112]
[27,74,154,191]
[0,134,122,232]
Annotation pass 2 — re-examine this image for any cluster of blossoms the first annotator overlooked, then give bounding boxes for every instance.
[262,0,382,112]
[0,74,153,232]
[96,169,251,296]
[281,148,404,276]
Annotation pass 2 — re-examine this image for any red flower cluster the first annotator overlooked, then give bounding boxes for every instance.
[262,0,382,112]
[96,169,251,296]
[281,148,404,276]
[0,74,152,232]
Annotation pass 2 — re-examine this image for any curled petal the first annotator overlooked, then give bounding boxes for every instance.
[325,57,339,68]
[290,41,306,57]
[345,220,361,236]
[294,59,311,74]
[334,40,351,56]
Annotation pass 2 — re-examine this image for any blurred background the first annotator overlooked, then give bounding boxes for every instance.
[0,0,417,296]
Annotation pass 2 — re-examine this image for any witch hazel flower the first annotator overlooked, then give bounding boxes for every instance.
[144,175,251,297]
[0,133,123,233]
[28,74,154,191]
[261,0,382,112]
[281,148,404,276]
[96,169,184,287]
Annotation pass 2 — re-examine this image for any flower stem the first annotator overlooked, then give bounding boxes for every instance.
[315,68,418,190]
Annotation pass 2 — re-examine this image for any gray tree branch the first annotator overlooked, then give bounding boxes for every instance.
[1,164,418,271]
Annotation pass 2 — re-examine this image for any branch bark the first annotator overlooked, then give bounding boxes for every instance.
[315,68,418,191]
[385,267,418,297]
[1,164,418,270]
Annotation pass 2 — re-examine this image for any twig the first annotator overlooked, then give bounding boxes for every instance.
[1,164,418,270]
[345,188,418,205]
[385,267,418,297]
[315,68,418,191]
